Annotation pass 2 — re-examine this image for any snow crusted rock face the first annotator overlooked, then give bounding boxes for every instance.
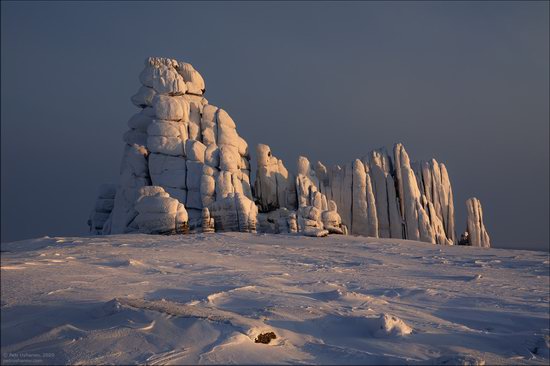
[464,197,491,248]
[96,57,253,234]
[90,57,490,244]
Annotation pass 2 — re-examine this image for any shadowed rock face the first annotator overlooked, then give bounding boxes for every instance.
[90,57,489,246]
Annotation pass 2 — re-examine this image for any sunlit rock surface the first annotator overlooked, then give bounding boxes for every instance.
[92,57,489,243]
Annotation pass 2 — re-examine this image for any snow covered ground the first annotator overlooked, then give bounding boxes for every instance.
[1,233,548,365]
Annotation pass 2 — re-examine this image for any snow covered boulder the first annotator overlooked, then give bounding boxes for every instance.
[201,165,217,207]
[153,95,189,122]
[177,62,205,95]
[297,206,328,237]
[131,86,156,108]
[132,186,188,234]
[151,59,187,95]
[147,120,187,156]
[322,200,347,235]
[372,314,413,337]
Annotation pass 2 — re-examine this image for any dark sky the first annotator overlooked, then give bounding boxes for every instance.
[1,1,548,251]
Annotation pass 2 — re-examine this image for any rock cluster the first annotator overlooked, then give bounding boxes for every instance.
[91,57,490,247]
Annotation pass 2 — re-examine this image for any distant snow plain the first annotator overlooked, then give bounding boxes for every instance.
[1,233,548,365]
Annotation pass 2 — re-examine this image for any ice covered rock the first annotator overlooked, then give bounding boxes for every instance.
[322,200,347,235]
[296,156,321,208]
[328,162,353,231]
[131,86,156,108]
[132,186,188,234]
[351,159,378,237]
[186,98,202,141]
[208,193,258,233]
[95,57,485,241]
[201,207,215,233]
[416,159,456,245]
[153,95,189,122]
[148,153,187,190]
[394,144,421,241]
[465,197,491,248]
[367,149,402,238]
[177,62,205,95]
[186,140,206,210]
[254,144,296,212]
[149,58,187,95]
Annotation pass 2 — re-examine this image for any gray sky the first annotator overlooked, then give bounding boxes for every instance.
[1,1,548,251]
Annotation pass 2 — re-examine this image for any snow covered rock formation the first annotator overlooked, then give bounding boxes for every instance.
[101,57,254,234]
[464,197,491,247]
[90,57,490,246]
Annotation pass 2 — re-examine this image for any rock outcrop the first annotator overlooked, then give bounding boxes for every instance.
[91,57,491,246]
[102,57,255,234]
[208,193,257,233]
[254,144,296,212]
[131,186,188,234]
[464,197,491,248]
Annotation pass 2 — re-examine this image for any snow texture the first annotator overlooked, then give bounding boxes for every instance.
[2,234,547,365]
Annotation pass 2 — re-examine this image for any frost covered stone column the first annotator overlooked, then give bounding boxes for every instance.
[351,159,378,238]
[294,156,345,236]
[465,197,491,248]
[367,149,402,238]
[254,144,296,212]
[104,58,211,233]
[392,144,456,244]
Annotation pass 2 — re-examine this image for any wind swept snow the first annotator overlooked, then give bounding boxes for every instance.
[1,233,548,365]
